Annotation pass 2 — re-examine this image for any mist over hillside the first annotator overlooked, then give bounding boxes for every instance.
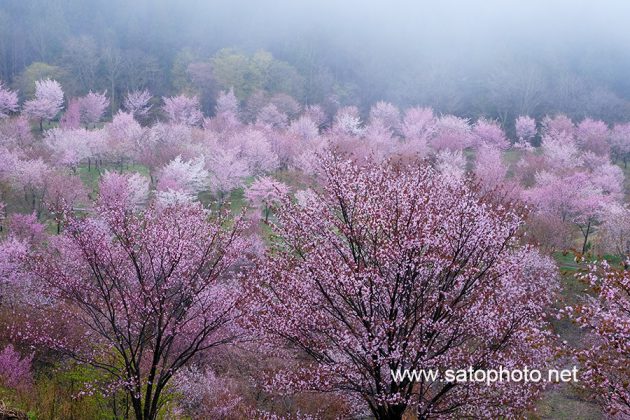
[3,0,630,125]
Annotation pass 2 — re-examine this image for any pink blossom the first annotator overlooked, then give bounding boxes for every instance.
[77,90,109,126]
[0,345,33,391]
[245,176,290,222]
[23,79,64,130]
[246,155,558,418]
[0,81,19,118]
[124,90,152,118]
[162,94,203,126]
[515,115,537,141]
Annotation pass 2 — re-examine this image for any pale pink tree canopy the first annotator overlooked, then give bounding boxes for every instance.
[207,147,250,198]
[215,88,239,116]
[60,98,81,129]
[244,176,289,221]
[0,81,19,118]
[99,171,149,211]
[472,118,509,149]
[333,106,363,136]
[157,155,209,198]
[77,90,109,126]
[162,94,203,126]
[610,122,630,165]
[369,101,401,134]
[23,79,65,126]
[515,115,537,140]
[401,106,435,141]
[256,103,288,129]
[431,115,472,151]
[575,118,610,156]
[124,89,152,118]
[474,144,508,191]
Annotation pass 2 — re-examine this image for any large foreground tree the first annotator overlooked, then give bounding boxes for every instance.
[247,155,558,419]
[23,176,248,420]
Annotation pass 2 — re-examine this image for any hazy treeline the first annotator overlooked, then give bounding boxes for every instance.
[2,0,630,129]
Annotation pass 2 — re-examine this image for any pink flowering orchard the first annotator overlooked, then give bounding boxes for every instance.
[0,3,629,416]
[246,155,558,419]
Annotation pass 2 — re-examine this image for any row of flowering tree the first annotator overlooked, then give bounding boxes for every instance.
[1,76,630,417]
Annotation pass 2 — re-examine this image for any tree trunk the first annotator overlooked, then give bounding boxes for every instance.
[374,404,407,420]
[581,220,592,254]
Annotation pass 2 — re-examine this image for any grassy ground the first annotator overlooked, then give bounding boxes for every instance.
[534,251,615,419]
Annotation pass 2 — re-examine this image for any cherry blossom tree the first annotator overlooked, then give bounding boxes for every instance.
[215,88,239,116]
[288,116,319,141]
[44,172,88,232]
[244,176,289,222]
[60,98,81,129]
[247,155,558,419]
[207,147,250,200]
[23,79,64,131]
[124,90,152,119]
[257,103,288,129]
[610,122,630,167]
[172,365,245,418]
[99,171,149,211]
[24,192,248,420]
[541,114,574,137]
[44,128,100,172]
[598,203,630,258]
[540,131,583,173]
[515,115,537,142]
[269,93,301,120]
[206,88,241,133]
[7,157,52,215]
[0,345,33,391]
[230,128,280,175]
[157,155,208,200]
[524,171,613,253]
[575,118,609,156]
[7,212,46,244]
[369,101,400,134]
[303,104,327,129]
[569,261,630,417]
[431,115,472,151]
[401,107,435,141]
[0,81,19,118]
[472,118,509,149]
[0,116,33,150]
[77,90,109,127]
[333,106,363,136]
[162,95,203,126]
[435,149,466,183]
[474,144,508,192]
[106,111,144,169]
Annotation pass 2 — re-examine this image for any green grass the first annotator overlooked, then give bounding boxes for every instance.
[76,162,151,195]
